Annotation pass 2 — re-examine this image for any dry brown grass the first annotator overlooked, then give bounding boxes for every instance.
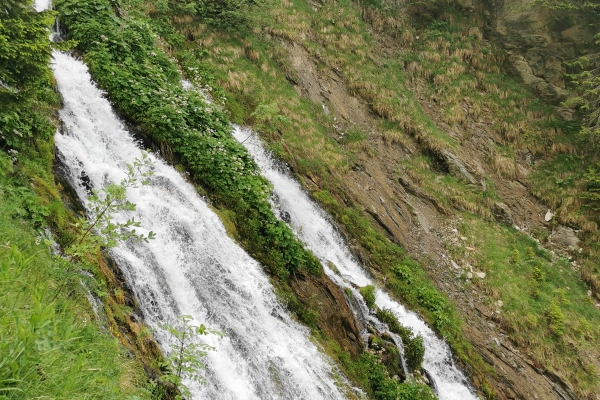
[171,14,194,25]
[361,7,385,33]
[382,129,411,148]
[245,48,260,61]
[443,105,466,127]
[551,141,578,155]
[224,70,248,91]
[419,51,442,63]
[451,47,475,61]
[490,153,516,178]
[467,26,484,40]
[447,62,466,77]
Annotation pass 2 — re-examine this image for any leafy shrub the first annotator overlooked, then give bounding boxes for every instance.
[405,335,425,372]
[393,264,413,283]
[360,285,376,308]
[547,301,566,336]
[356,353,435,400]
[376,308,425,371]
[416,286,446,313]
[55,0,322,280]
[159,315,223,398]
[0,0,57,149]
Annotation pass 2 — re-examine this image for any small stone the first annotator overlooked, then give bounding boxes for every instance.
[450,260,461,269]
[497,300,503,307]
[451,228,458,233]
[544,209,554,222]
[466,246,475,251]
[475,272,486,279]
[460,236,467,241]
[588,290,592,297]
[467,272,473,279]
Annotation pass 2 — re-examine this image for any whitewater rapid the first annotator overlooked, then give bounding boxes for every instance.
[51,51,354,400]
[232,126,479,400]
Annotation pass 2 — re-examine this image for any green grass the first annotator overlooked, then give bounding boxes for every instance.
[446,213,600,396]
[0,153,150,399]
[52,0,600,397]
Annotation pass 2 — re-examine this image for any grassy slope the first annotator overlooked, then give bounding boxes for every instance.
[0,3,156,396]
[0,148,152,398]
[147,0,600,397]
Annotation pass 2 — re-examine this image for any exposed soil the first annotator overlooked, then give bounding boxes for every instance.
[280,31,589,400]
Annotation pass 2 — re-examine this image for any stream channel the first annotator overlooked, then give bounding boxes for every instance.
[39,0,478,397]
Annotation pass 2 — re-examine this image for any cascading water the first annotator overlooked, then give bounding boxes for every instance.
[50,51,355,399]
[232,126,479,400]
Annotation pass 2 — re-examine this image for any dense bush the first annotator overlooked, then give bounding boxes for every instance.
[360,285,376,308]
[0,0,57,149]
[55,0,321,279]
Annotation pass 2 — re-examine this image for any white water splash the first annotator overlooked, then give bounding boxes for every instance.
[34,0,51,12]
[51,51,354,400]
[232,126,479,400]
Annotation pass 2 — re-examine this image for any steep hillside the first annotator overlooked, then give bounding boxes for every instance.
[118,0,600,398]
[4,0,600,398]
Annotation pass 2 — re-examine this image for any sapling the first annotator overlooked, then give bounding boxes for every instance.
[67,151,156,260]
[159,315,223,399]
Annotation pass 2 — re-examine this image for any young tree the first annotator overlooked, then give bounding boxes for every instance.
[566,34,600,138]
[67,152,156,260]
[159,315,223,399]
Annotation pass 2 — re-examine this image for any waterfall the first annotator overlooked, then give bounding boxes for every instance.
[50,51,355,400]
[231,127,479,400]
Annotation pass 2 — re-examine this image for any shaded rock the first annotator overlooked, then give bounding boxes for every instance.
[493,202,513,225]
[290,270,363,358]
[525,50,545,76]
[507,54,567,103]
[544,56,566,88]
[440,150,478,185]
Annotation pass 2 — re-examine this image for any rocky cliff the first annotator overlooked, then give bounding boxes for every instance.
[456,0,599,106]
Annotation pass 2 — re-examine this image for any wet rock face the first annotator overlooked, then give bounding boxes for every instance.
[290,270,364,358]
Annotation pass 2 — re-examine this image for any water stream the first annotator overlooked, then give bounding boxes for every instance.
[50,51,353,400]
[231,127,479,400]
[36,0,479,396]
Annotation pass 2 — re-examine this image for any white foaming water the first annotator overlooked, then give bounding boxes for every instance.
[232,126,479,400]
[51,51,352,400]
[34,0,51,11]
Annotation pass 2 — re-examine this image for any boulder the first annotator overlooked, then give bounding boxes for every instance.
[441,150,478,185]
[290,269,364,358]
[493,202,513,225]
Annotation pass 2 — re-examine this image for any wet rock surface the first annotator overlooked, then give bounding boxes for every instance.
[290,270,364,358]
